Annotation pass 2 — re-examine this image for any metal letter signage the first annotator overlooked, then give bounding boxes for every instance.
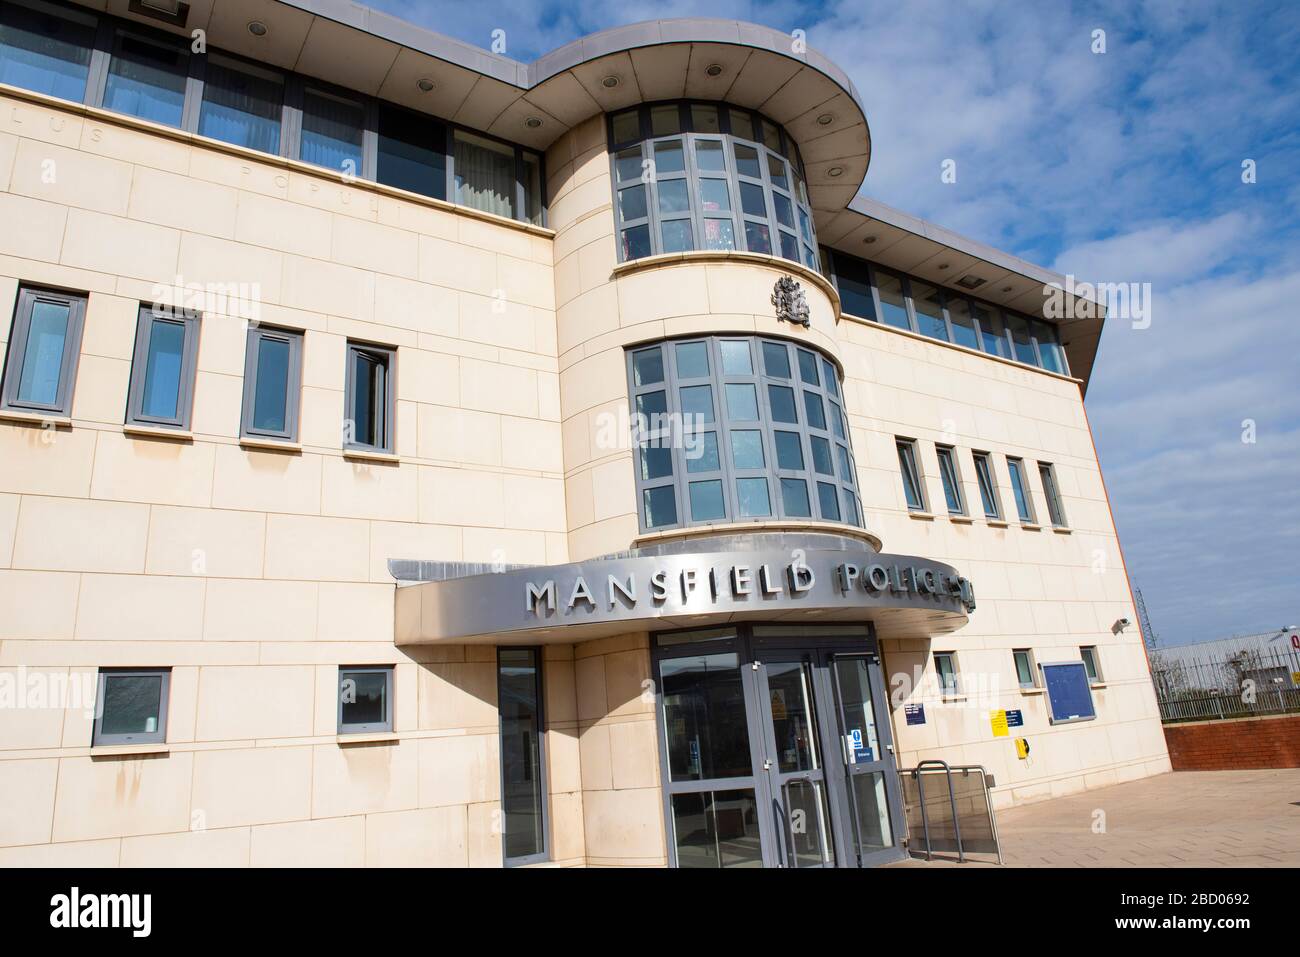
[771,275,811,327]
[393,534,975,645]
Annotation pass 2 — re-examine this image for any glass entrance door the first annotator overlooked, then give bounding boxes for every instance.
[654,626,905,868]
[754,656,836,867]
[827,654,905,867]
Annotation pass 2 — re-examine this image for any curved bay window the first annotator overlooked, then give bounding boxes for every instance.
[628,335,862,534]
[609,102,818,269]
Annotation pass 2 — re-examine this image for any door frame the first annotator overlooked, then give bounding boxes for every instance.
[650,622,907,868]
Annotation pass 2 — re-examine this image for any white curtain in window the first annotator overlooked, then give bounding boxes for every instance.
[455,131,514,218]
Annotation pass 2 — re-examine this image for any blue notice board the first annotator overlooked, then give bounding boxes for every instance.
[1041,661,1097,725]
[904,704,926,725]
[1005,709,1024,728]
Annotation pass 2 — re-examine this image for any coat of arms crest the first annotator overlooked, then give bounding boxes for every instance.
[771,276,811,327]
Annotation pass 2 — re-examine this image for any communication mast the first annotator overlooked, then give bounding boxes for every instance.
[1134,586,1158,651]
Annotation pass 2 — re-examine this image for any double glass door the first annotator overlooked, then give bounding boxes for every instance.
[655,626,904,868]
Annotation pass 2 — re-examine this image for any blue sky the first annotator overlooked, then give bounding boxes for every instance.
[372,0,1299,645]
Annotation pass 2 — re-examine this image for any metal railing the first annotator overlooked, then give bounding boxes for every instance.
[1150,647,1300,724]
[899,760,1002,864]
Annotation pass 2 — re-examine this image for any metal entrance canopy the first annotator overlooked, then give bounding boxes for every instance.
[392,531,973,645]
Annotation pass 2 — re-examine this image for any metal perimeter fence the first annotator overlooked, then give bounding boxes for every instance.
[1149,646,1300,723]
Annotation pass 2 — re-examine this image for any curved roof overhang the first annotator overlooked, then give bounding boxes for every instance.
[74,0,1103,387]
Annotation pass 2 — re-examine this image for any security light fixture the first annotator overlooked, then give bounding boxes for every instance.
[937,263,950,271]
[247,20,268,37]
[416,77,436,92]
[1002,285,1014,293]
[705,63,724,77]
[601,75,621,88]
[863,235,877,244]
[827,166,844,177]
[524,116,543,129]
[816,113,834,125]
[129,0,189,27]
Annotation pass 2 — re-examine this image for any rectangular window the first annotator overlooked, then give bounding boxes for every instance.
[240,325,303,442]
[933,652,959,696]
[300,86,364,175]
[1003,312,1039,366]
[972,451,1002,520]
[874,269,911,330]
[1080,646,1103,683]
[1,285,86,417]
[1038,461,1068,527]
[198,55,284,154]
[498,648,547,865]
[935,445,966,515]
[0,0,95,102]
[93,668,170,746]
[896,439,926,511]
[102,29,189,128]
[344,341,395,453]
[522,151,543,225]
[1006,456,1035,523]
[377,102,447,200]
[1013,649,1038,689]
[831,252,875,321]
[909,281,949,341]
[125,304,200,430]
[337,666,393,734]
[1033,320,1066,374]
[454,129,516,219]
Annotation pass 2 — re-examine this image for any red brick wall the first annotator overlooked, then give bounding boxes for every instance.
[1163,714,1300,770]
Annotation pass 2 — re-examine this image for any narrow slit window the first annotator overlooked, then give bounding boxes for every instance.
[896,439,926,511]
[1007,457,1035,523]
[498,648,547,865]
[1038,462,1068,528]
[972,451,1002,520]
[935,445,965,515]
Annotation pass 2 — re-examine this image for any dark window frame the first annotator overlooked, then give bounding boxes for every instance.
[1038,460,1068,528]
[1012,649,1038,689]
[125,303,201,430]
[0,284,87,418]
[497,646,549,867]
[971,450,1003,520]
[337,665,394,734]
[239,324,303,443]
[343,339,396,454]
[933,652,959,696]
[92,667,170,746]
[895,438,927,512]
[935,444,966,516]
[1006,455,1036,524]
[1080,646,1103,683]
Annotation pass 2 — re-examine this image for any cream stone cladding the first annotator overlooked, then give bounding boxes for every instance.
[545,111,1168,813]
[837,319,1170,807]
[0,88,579,866]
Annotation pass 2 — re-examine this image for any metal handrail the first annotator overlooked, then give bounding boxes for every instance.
[902,761,1002,865]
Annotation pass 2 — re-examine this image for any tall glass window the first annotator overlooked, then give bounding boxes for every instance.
[607,102,816,264]
[896,439,926,511]
[198,55,283,153]
[0,0,94,101]
[377,103,447,201]
[627,336,861,534]
[125,304,200,430]
[972,451,1002,520]
[102,30,188,127]
[935,445,965,515]
[344,341,394,453]
[454,130,516,219]
[873,269,911,330]
[910,281,949,341]
[1,286,85,417]
[241,326,303,443]
[1007,457,1035,523]
[498,648,546,865]
[300,87,364,175]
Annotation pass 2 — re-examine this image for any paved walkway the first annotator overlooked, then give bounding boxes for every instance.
[900,769,1300,867]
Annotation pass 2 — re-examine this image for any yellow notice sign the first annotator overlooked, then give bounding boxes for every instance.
[989,709,1009,738]
[1291,672,1300,686]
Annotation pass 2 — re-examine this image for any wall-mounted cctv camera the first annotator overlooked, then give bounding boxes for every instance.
[1119,617,1132,627]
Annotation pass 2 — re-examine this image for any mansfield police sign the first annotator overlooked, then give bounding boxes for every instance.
[393,533,975,644]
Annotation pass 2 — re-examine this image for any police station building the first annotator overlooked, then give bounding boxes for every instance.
[0,0,1169,867]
